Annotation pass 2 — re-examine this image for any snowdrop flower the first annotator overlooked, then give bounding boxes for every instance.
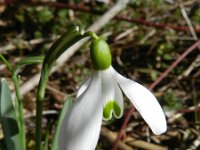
[58,37,167,150]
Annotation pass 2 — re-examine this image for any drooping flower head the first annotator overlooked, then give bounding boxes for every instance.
[58,35,167,150]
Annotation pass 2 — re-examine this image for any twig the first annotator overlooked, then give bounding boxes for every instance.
[1,1,200,33]
[46,85,67,97]
[168,103,200,123]
[112,39,200,149]
[102,127,168,150]
[24,110,58,119]
[86,0,130,32]
[126,137,168,150]
[186,136,200,150]
[112,107,135,150]
[140,29,156,44]
[180,3,198,40]
[148,39,200,90]
[101,127,134,150]
[178,1,200,81]
[114,27,138,41]
[0,37,56,53]
[117,16,200,33]
[169,0,198,13]
[178,54,200,80]
[38,1,200,33]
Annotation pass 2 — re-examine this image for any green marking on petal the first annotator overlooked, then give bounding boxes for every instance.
[103,100,121,120]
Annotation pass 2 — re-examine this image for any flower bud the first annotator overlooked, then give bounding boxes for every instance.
[90,38,111,70]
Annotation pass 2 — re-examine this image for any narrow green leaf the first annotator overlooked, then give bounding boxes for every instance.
[51,97,73,150]
[13,55,44,76]
[43,25,84,70]
[0,78,23,150]
[43,120,52,150]
[15,56,44,66]
[35,26,88,150]
[0,54,12,71]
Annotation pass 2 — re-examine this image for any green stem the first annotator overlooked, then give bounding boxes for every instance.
[12,75,26,150]
[35,66,49,150]
[34,26,92,150]
[0,54,26,150]
[84,31,99,40]
[0,54,12,71]
[44,121,51,150]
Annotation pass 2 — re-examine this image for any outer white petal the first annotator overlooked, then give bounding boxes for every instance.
[76,77,91,98]
[110,66,167,135]
[58,73,103,150]
[101,68,123,120]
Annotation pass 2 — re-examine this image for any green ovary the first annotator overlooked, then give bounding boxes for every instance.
[90,38,112,70]
[103,100,121,120]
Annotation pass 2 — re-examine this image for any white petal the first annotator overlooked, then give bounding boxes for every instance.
[110,67,167,135]
[58,73,103,150]
[76,77,91,98]
[101,68,123,121]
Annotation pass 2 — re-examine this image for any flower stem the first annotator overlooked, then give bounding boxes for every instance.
[84,31,99,40]
[35,67,49,150]
[34,26,86,150]
[12,75,26,150]
[0,54,26,150]
[0,54,12,71]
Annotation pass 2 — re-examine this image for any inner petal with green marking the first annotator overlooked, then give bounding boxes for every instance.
[103,100,121,120]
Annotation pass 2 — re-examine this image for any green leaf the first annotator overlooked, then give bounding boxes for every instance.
[36,25,85,101]
[35,26,85,150]
[0,78,23,150]
[0,54,12,72]
[43,25,84,70]
[15,56,44,66]
[13,56,44,76]
[51,97,73,150]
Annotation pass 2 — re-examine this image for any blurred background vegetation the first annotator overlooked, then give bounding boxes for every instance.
[0,0,200,149]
